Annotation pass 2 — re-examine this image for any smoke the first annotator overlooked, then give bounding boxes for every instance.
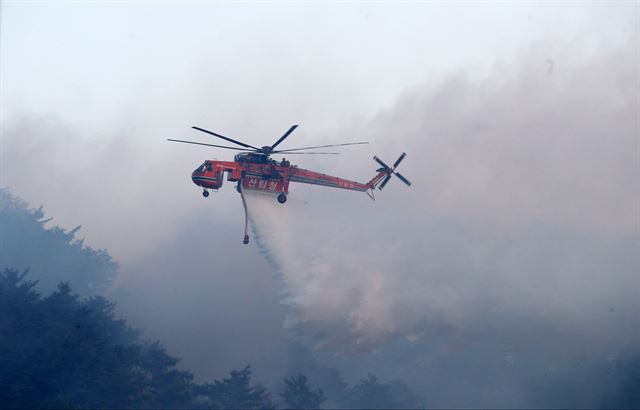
[243,39,639,356]
[2,2,637,404]
[245,190,395,350]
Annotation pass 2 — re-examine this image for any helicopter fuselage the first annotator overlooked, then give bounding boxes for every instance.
[191,157,380,196]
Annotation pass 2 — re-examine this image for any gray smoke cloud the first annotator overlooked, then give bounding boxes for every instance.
[242,40,639,358]
[229,38,639,406]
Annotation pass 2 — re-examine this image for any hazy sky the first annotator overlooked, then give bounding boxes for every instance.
[2,3,631,129]
[0,1,631,251]
[1,2,638,407]
[1,1,634,262]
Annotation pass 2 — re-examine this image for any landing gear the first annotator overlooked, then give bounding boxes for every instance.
[277,193,287,204]
[202,190,209,198]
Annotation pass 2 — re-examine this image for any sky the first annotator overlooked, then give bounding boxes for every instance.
[1,1,639,407]
[1,1,634,263]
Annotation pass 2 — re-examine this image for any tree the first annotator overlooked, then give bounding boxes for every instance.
[346,373,424,409]
[196,365,275,409]
[0,268,196,409]
[284,342,350,408]
[0,188,117,296]
[280,373,327,409]
[386,380,426,409]
[347,373,396,409]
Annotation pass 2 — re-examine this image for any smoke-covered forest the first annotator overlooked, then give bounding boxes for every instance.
[0,188,426,409]
[2,187,639,409]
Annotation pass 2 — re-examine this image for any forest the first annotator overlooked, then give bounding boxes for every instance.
[1,187,638,409]
[0,188,427,409]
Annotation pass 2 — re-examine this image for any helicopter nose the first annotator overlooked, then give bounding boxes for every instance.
[191,168,223,190]
[191,167,204,185]
[191,170,203,186]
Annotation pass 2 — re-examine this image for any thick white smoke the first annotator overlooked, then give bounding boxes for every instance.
[243,41,639,355]
[244,190,398,351]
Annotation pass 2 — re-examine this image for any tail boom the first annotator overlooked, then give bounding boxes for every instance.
[285,152,410,194]
[365,171,391,190]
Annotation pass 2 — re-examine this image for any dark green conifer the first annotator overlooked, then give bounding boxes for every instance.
[280,373,327,409]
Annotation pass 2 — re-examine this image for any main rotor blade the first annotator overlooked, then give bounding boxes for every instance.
[278,151,340,155]
[192,126,258,149]
[394,172,412,186]
[270,125,299,150]
[393,152,407,169]
[374,156,391,170]
[167,139,250,151]
[275,141,369,153]
[379,174,393,190]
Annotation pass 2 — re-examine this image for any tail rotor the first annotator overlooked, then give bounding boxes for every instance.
[374,153,412,190]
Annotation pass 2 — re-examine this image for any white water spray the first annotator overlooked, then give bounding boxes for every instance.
[242,189,429,352]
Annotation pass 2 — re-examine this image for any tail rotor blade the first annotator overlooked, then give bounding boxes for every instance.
[373,153,411,190]
[392,152,406,169]
[394,172,412,186]
[374,156,391,170]
[379,174,393,190]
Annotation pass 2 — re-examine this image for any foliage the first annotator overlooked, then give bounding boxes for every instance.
[284,342,350,408]
[0,190,428,409]
[347,373,424,409]
[280,373,326,409]
[0,268,194,409]
[385,379,426,409]
[347,373,395,409]
[196,365,275,409]
[0,188,117,295]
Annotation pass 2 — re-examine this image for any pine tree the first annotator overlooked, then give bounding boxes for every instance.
[346,373,424,409]
[0,268,197,409]
[280,373,327,409]
[0,188,117,295]
[347,373,397,409]
[197,365,275,409]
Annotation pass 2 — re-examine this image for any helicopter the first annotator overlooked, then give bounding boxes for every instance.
[168,125,411,244]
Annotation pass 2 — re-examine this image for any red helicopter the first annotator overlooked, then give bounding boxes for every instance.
[168,125,411,244]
